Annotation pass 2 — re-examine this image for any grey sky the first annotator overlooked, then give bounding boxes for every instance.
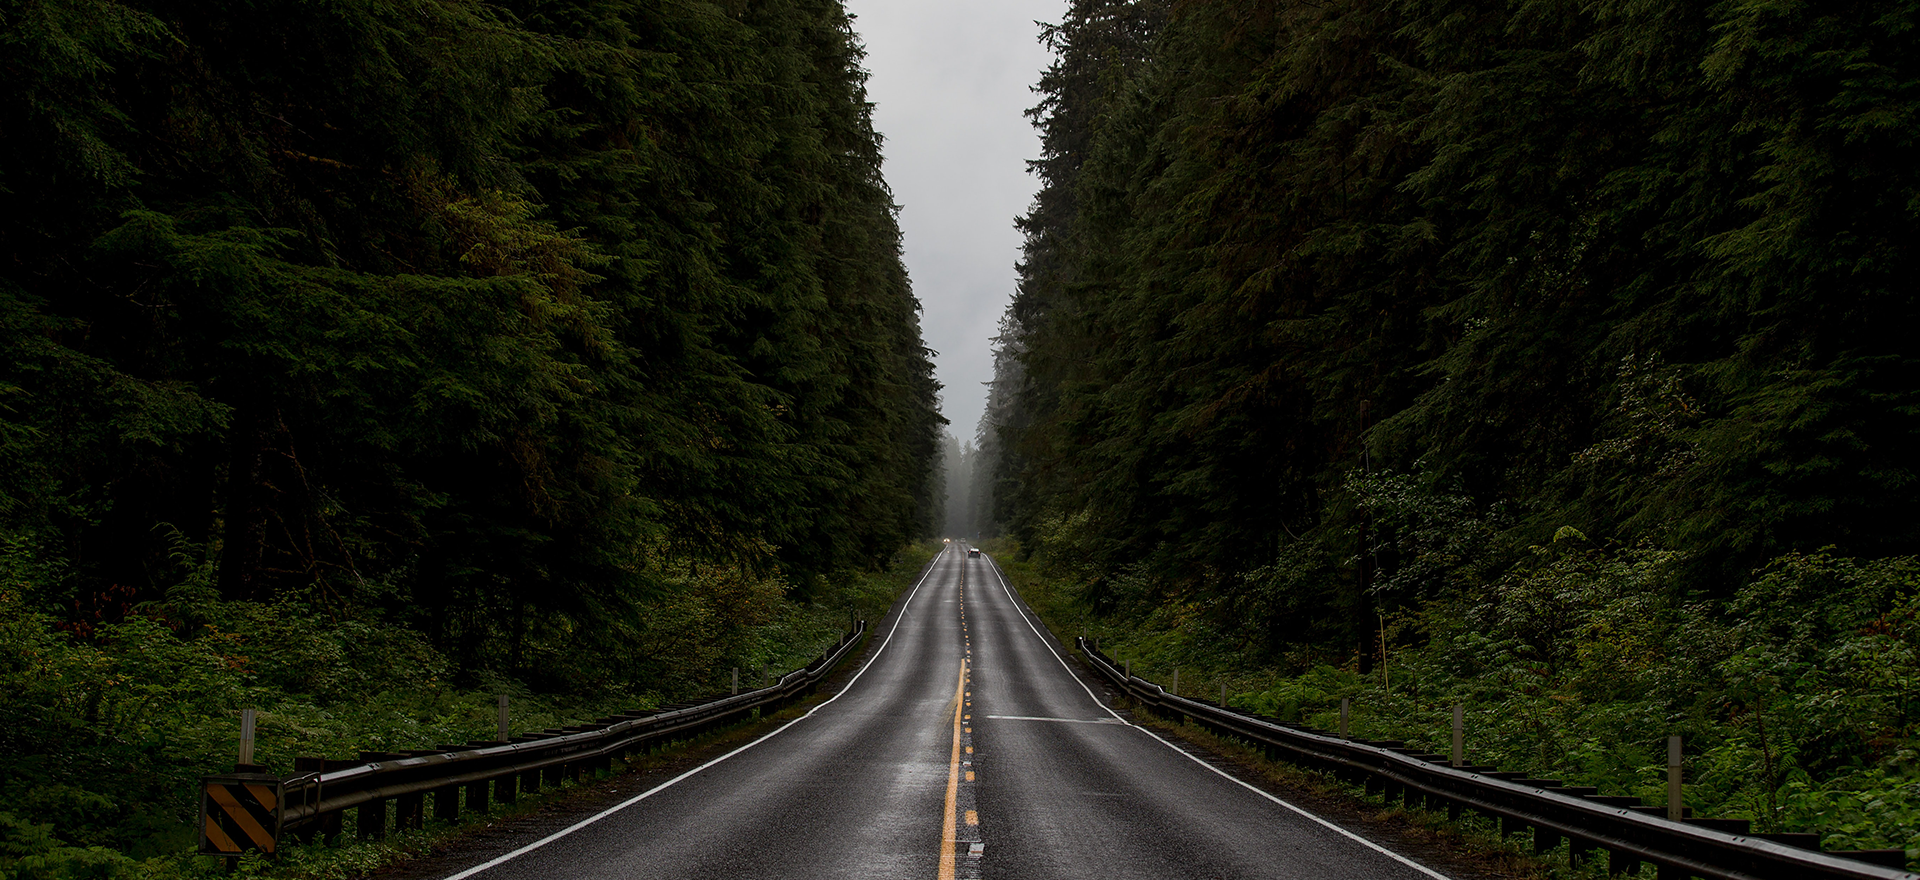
[844,0,1062,442]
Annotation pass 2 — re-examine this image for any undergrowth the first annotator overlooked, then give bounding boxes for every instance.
[0,539,936,879]
[989,538,1920,868]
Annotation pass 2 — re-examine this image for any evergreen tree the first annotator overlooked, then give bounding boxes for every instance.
[987,0,1920,656]
[0,0,939,679]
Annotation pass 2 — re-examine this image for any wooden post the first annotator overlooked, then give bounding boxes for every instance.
[1220,682,1227,707]
[396,792,423,830]
[1667,736,1683,821]
[1380,614,1391,695]
[1171,667,1179,696]
[358,800,386,840]
[465,777,490,814]
[497,694,510,742]
[732,667,739,696]
[434,784,460,821]
[237,709,257,767]
[1339,698,1350,739]
[1452,704,1464,767]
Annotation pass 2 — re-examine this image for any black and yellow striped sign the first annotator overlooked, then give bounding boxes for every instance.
[200,776,283,855]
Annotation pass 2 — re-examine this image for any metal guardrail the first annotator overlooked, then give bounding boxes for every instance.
[201,621,868,858]
[1075,639,1916,880]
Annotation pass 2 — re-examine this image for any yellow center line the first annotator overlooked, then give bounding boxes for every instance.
[938,657,969,880]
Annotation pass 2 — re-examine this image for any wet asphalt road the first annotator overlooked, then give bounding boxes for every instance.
[435,545,1450,880]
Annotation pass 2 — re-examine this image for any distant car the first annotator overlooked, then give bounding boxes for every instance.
[967,548,982,558]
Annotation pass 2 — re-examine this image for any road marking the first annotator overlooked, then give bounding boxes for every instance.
[965,809,978,826]
[983,714,1121,724]
[437,547,957,880]
[981,555,1453,880]
[939,658,969,880]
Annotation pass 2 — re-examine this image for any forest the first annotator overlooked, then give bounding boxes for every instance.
[973,0,1920,862]
[0,0,940,873]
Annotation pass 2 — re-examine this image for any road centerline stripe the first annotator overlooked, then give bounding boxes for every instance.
[938,658,969,880]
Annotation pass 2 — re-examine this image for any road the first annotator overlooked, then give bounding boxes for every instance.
[437,544,1451,880]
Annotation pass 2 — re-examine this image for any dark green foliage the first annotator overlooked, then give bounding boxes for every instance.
[990,0,1920,651]
[1,0,937,867]
[0,0,938,664]
[986,0,1920,854]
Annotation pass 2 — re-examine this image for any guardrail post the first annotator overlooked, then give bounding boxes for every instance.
[497,770,518,804]
[434,783,460,822]
[1452,704,1464,767]
[1568,837,1594,869]
[357,800,386,840]
[465,775,491,814]
[1666,735,1683,822]
[1339,698,1349,740]
[396,792,423,830]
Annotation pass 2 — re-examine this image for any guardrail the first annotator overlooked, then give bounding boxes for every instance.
[1075,639,1917,880]
[200,621,868,859]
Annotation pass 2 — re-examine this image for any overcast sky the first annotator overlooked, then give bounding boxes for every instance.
[842,0,1063,443]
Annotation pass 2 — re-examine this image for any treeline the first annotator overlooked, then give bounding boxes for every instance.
[1,0,941,676]
[988,0,1920,654]
[3,0,939,866]
[983,0,1920,847]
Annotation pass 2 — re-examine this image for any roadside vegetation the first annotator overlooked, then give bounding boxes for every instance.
[996,538,1920,864]
[0,539,934,879]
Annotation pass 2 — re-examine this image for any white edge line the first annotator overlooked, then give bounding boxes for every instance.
[440,545,954,880]
[982,554,1454,880]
